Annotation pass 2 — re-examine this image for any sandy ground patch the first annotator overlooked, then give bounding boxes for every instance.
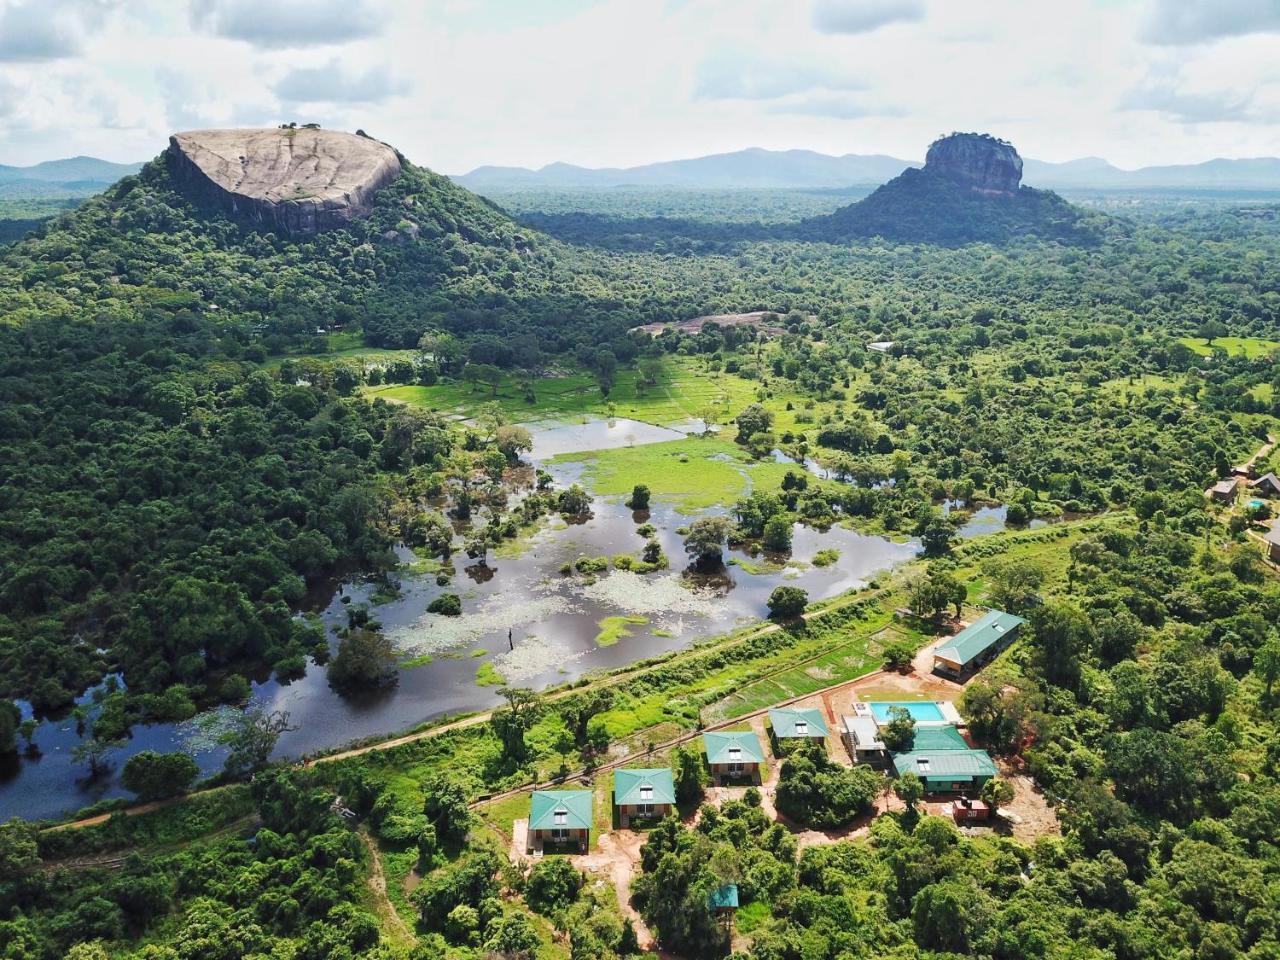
[994,758,1061,842]
[572,829,662,952]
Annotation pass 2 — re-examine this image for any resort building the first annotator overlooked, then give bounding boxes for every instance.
[1210,477,1240,504]
[841,714,888,765]
[768,707,829,745]
[1265,525,1280,564]
[1252,473,1280,497]
[932,610,1026,678]
[613,768,675,826]
[703,730,765,783]
[527,790,592,853]
[890,726,997,793]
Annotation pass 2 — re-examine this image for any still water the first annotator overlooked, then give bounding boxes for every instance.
[0,419,918,820]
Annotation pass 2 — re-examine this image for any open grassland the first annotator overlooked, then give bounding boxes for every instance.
[550,434,799,510]
[363,356,757,427]
[1179,336,1280,359]
[359,353,883,441]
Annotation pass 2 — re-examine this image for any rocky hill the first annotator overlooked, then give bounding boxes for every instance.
[166,127,402,237]
[804,133,1098,245]
[924,133,1021,196]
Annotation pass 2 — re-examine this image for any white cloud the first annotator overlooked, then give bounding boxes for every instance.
[0,0,117,62]
[274,61,408,103]
[0,0,1276,171]
[1142,0,1280,46]
[693,54,867,101]
[811,0,925,35]
[1122,83,1270,124]
[765,93,906,120]
[190,0,382,49]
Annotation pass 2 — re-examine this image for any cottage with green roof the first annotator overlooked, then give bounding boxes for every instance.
[703,730,765,783]
[890,724,997,792]
[527,790,592,852]
[613,768,675,826]
[932,609,1025,677]
[708,883,739,917]
[768,707,829,742]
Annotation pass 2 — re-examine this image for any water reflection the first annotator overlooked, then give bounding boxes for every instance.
[0,421,919,821]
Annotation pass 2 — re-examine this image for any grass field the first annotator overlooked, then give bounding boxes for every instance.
[1179,336,1280,359]
[363,356,756,427]
[359,353,884,444]
[1100,373,1184,399]
[550,435,798,510]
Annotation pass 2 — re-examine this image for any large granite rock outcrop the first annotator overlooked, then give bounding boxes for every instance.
[923,133,1022,197]
[166,128,401,236]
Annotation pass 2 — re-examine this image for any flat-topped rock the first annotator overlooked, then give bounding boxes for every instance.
[166,128,401,236]
[923,133,1022,197]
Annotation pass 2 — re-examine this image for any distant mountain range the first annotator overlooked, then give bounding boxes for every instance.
[454,147,1280,193]
[0,156,143,185]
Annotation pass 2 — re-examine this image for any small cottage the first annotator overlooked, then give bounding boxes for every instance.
[1210,477,1240,504]
[708,883,739,920]
[702,730,765,783]
[528,790,592,852]
[768,707,829,748]
[1251,473,1280,497]
[613,768,675,826]
[1265,525,1280,564]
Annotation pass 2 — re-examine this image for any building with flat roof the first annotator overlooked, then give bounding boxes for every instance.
[842,714,887,765]
[1210,477,1240,503]
[703,730,765,783]
[528,790,592,852]
[932,610,1025,677]
[613,768,675,826]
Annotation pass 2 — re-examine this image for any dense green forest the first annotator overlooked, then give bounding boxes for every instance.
[3,139,1280,960]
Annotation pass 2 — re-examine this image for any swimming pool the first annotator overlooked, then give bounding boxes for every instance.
[869,701,946,722]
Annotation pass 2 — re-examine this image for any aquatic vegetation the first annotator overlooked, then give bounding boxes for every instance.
[594,615,649,647]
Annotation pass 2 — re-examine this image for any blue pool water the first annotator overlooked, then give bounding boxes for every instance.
[869,701,945,722]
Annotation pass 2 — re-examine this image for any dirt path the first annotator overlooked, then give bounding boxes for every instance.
[1242,433,1277,472]
[42,813,259,871]
[360,829,415,948]
[573,830,658,950]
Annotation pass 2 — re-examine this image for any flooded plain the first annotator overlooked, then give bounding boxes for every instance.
[0,418,920,820]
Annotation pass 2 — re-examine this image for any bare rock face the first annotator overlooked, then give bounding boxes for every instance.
[166,128,401,237]
[924,133,1022,197]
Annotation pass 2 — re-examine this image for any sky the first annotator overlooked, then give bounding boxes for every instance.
[0,0,1278,171]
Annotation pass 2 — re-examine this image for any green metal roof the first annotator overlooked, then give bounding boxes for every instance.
[892,748,997,780]
[529,790,593,831]
[613,768,676,807]
[768,707,829,738]
[907,725,971,752]
[708,884,739,910]
[703,730,765,764]
[933,609,1025,667]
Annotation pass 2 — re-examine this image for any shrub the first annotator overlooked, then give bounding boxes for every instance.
[767,586,809,620]
[526,856,583,916]
[427,593,462,616]
[120,751,199,801]
[883,641,915,672]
